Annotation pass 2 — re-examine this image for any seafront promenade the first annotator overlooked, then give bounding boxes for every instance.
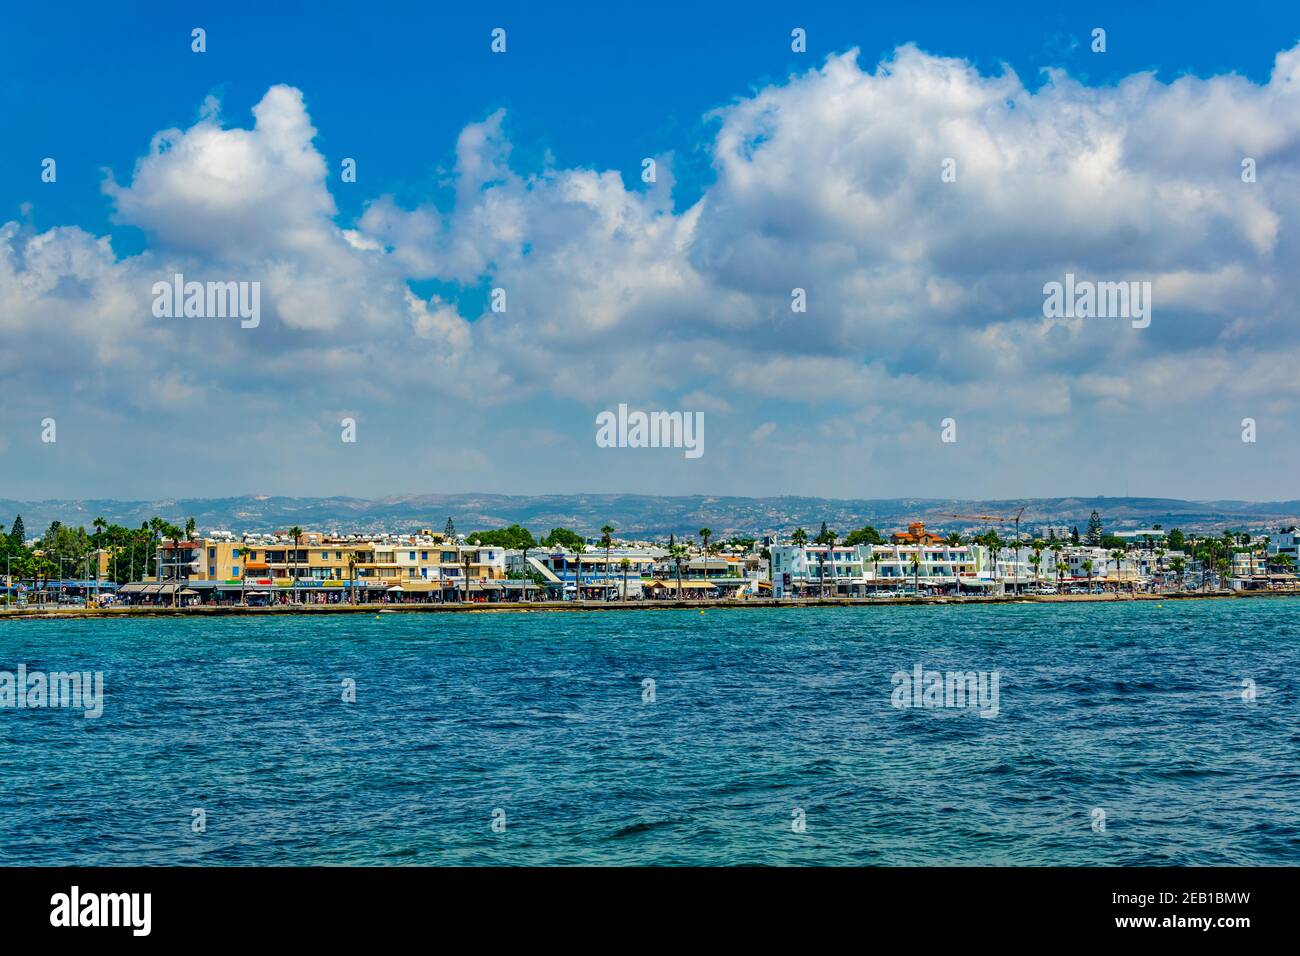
[1,588,1293,620]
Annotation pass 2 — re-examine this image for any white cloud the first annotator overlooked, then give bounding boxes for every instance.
[6,45,1300,499]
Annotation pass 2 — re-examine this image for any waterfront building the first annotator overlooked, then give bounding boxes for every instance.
[148,531,510,604]
[1268,527,1300,563]
[523,545,665,599]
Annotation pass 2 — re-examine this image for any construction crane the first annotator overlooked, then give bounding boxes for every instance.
[940,506,1027,542]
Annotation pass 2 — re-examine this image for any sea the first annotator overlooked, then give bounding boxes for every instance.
[1,600,1296,865]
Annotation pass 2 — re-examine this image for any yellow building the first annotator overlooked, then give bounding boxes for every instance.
[155,533,508,589]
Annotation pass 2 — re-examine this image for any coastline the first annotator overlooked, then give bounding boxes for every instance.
[2,588,1295,621]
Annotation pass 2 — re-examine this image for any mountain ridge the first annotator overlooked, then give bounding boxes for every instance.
[2,494,1298,539]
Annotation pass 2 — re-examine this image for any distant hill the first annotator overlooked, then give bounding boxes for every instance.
[2,494,1298,540]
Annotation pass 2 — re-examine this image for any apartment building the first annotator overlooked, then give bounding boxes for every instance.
[155,532,506,590]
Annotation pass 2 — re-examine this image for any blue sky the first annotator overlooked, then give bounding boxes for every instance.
[3,1,1300,501]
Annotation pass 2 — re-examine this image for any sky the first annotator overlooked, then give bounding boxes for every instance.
[2,0,1299,502]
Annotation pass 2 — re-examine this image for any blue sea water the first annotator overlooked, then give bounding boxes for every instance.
[1,601,1297,866]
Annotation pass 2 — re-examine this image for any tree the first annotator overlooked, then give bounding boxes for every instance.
[791,528,808,547]
[1199,538,1216,592]
[288,526,304,604]
[823,529,839,596]
[444,517,457,540]
[541,527,584,551]
[601,525,616,601]
[242,541,256,606]
[184,517,197,540]
[669,543,689,600]
[1086,511,1104,546]
[1082,559,1094,590]
[1110,549,1126,591]
[467,524,537,551]
[619,557,632,601]
[1169,556,1187,587]
[9,515,25,549]
[1167,528,1186,552]
[843,525,884,547]
[1270,552,1295,581]
[572,543,587,601]
[346,549,358,605]
[1071,526,1081,545]
[910,550,922,595]
[698,527,712,558]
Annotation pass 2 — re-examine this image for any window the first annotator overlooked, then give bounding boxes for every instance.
[409,552,416,561]
[421,551,428,560]
[208,548,216,558]
[232,565,240,576]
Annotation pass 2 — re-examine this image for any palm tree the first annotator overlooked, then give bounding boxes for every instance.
[1010,534,1022,594]
[790,528,808,597]
[601,525,615,602]
[1082,559,1094,591]
[1110,549,1125,591]
[347,550,358,605]
[573,543,586,601]
[669,543,689,600]
[1270,552,1295,585]
[1029,551,1042,589]
[287,525,303,604]
[1169,556,1187,588]
[985,532,1003,591]
[698,527,712,558]
[824,529,839,596]
[619,557,632,601]
[462,549,473,603]
[240,540,253,606]
[909,550,922,595]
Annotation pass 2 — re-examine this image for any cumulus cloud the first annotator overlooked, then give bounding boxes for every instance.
[5,44,1300,499]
